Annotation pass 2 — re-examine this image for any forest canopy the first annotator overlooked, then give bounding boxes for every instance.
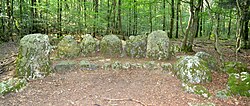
[0,0,249,50]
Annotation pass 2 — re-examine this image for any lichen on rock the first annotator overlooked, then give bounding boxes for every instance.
[146,30,171,60]
[125,35,147,58]
[53,60,77,72]
[174,56,212,84]
[195,51,219,71]
[16,34,52,80]
[57,35,81,58]
[100,35,122,57]
[80,34,98,56]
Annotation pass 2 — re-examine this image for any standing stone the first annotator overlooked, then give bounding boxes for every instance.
[57,35,81,58]
[146,30,171,60]
[16,34,52,79]
[125,35,147,58]
[100,35,122,56]
[80,34,98,56]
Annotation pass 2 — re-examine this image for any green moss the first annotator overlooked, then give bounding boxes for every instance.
[0,78,27,95]
[15,34,52,79]
[224,62,248,74]
[227,72,250,97]
[100,35,122,57]
[161,63,172,72]
[195,52,219,71]
[54,60,77,72]
[111,61,123,70]
[174,56,212,84]
[80,34,98,56]
[146,30,171,60]
[125,35,147,58]
[57,35,81,58]
[79,60,98,71]
[182,83,211,98]
[216,90,231,99]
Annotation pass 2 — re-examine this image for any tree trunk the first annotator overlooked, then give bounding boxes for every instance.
[162,0,166,31]
[118,0,122,35]
[227,10,232,38]
[175,0,180,38]
[84,0,87,29]
[93,0,98,37]
[133,0,137,35]
[169,0,174,38]
[149,1,152,33]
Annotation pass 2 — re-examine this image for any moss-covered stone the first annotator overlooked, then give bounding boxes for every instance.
[227,72,250,97]
[195,52,219,71]
[182,83,211,98]
[111,61,123,70]
[57,35,81,58]
[80,34,98,56]
[146,30,171,60]
[125,35,147,58]
[224,62,249,74]
[79,60,98,71]
[53,60,77,72]
[215,90,231,99]
[0,78,27,95]
[100,35,122,57]
[174,56,212,83]
[16,34,52,80]
[161,63,172,72]
[143,61,159,70]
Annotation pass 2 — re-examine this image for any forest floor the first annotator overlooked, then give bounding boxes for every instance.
[0,38,250,106]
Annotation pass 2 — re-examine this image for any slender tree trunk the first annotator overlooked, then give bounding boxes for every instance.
[133,0,137,35]
[93,0,98,37]
[117,0,123,37]
[149,1,152,33]
[242,20,249,49]
[169,0,174,38]
[57,0,62,36]
[227,10,232,38]
[84,0,87,29]
[112,0,116,33]
[175,0,180,38]
[106,0,111,34]
[162,0,166,31]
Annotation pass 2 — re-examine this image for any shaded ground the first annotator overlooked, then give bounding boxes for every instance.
[0,39,250,106]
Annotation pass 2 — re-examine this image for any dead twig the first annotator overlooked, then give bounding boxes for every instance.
[103,98,148,106]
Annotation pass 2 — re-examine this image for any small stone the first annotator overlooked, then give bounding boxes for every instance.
[54,61,77,72]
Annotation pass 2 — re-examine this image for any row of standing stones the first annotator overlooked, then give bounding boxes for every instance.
[1,30,249,98]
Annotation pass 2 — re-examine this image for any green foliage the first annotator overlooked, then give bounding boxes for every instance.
[0,78,27,95]
[224,62,249,74]
[227,72,250,97]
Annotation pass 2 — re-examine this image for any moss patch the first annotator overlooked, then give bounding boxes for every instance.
[0,78,27,95]
[182,83,211,98]
[227,72,250,97]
